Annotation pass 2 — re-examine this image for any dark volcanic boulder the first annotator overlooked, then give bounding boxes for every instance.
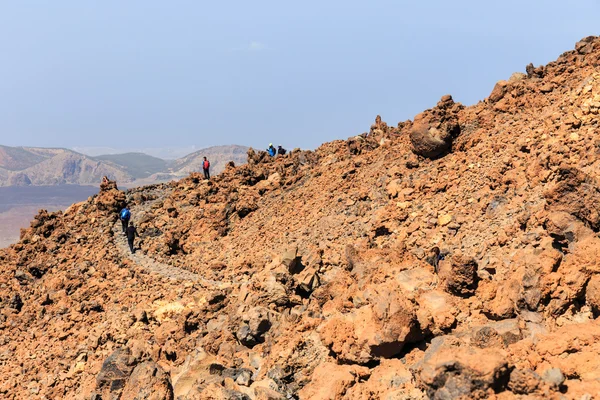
[236,307,272,347]
[121,361,174,400]
[439,253,478,297]
[508,368,541,395]
[409,95,461,159]
[95,347,140,399]
[543,166,600,230]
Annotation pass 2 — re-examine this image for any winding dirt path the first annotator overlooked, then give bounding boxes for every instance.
[111,188,231,289]
[112,221,203,281]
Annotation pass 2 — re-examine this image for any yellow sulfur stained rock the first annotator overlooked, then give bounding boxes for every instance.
[437,214,453,226]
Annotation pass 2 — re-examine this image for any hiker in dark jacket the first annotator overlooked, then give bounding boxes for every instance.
[126,223,139,254]
[277,145,287,156]
[119,206,131,234]
[427,247,443,273]
[202,157,210,180]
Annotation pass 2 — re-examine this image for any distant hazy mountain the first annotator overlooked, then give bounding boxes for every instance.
[72,145,202,160]
[169,145,249,175]
[0,144,249,187]
[0,146,132,187]
[93,153,167,179]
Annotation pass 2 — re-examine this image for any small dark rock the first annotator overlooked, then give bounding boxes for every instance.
[9,294,23,312]
[508,369,541,395]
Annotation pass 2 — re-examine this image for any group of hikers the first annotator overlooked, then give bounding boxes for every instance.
[111,144,283,255]
[118,206,139,254]
[199,144,287,181]
[112,143,289,254]
[267,143,286,157]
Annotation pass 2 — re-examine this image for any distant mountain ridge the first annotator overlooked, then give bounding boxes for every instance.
[93,153,168,179]
[170,145,249,175]
[0,145,248,187]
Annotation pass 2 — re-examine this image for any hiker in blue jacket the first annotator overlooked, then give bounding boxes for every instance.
[119,206,131,234]
[267,143,276,157]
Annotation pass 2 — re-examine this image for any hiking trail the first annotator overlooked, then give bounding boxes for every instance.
[111,187,230,289]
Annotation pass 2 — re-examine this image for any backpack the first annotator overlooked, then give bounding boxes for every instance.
[120,209,131,220]
[203,160,210,169]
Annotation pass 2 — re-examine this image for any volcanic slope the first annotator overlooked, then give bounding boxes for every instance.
[2,36,600,399]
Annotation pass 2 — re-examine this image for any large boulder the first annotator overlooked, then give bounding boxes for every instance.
[342,359,423,399]
[94,348,140,399]
[438,253,478,297]
[95,179,126,215]
[409,95,461,159]
[172,349,222,399]
[508,368,541,395]
[121,361,174,400]
[416,290,458,335]
[320,284,420,364]
[417,338,510,399]
[298,362,370,400]
[586,274,600,316]
[236,307,273,347]
[543,166,600,230]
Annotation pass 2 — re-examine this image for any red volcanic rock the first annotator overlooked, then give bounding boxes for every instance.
[3,36,600,399]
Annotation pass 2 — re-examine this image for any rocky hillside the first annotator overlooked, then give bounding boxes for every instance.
[2,36,600,399]
[0,145,248,187]
[0,145,48,170]
[92,153,168,180]
[0,147,132,187]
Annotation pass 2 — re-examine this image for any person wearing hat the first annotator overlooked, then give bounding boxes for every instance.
[277,145,287,156]
[267,143,276,157]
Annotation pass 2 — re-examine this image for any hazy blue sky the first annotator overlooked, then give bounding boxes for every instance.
[0,1,598,152]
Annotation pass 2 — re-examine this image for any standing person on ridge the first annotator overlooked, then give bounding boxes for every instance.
[126,222,139,254]
[427,247,443,273]
[267,143,276,157]
[119,206,131,235]
[202,157,210,180]
[277,145,287,156]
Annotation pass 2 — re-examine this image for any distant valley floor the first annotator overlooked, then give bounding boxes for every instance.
[0,185,98,248]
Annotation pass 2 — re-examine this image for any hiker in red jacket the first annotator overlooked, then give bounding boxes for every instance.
[202,157,210,180]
